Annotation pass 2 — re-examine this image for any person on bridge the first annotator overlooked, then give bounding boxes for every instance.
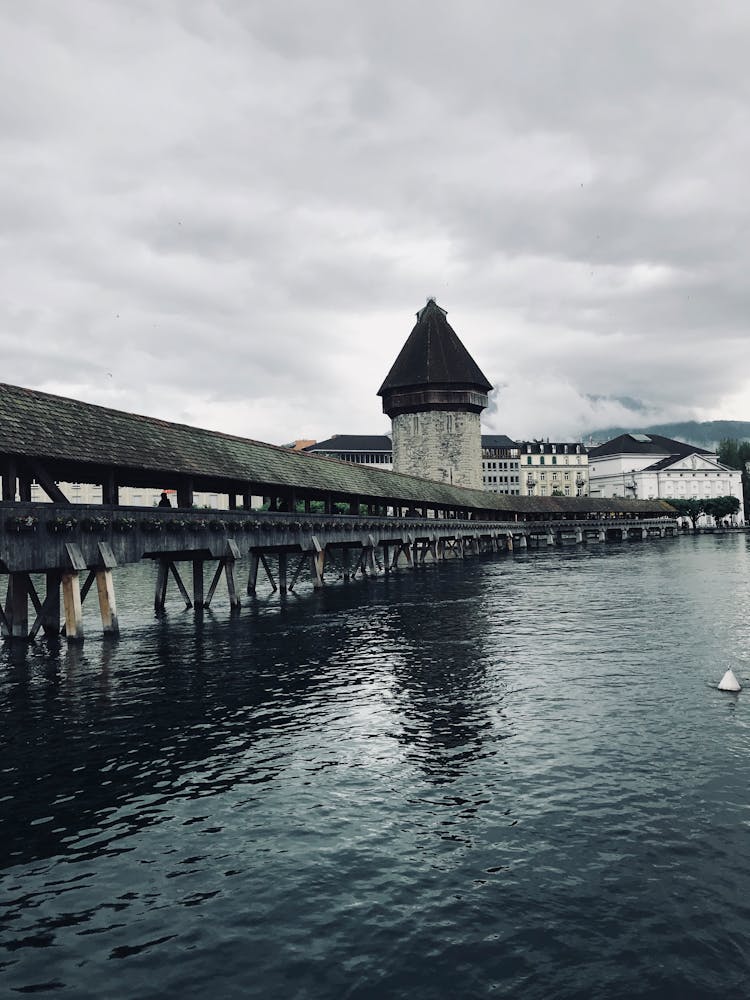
[158,491,172,508]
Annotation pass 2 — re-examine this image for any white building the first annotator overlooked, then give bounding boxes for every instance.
[518,441,589,497]
[303,435,393,467]
[588,433,744,523]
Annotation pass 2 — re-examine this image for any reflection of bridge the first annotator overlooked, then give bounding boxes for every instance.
[1,383,677,642]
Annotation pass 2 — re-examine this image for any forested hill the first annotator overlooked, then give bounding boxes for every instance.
[586,420,750,449]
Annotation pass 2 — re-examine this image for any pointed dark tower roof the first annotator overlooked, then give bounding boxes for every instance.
[378,299,492,396]
[378,299,491,418]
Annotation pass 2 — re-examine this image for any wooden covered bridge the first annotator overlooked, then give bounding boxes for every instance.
[0,382,677,642]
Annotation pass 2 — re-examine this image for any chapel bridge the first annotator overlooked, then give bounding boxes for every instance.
[0,383,677,642]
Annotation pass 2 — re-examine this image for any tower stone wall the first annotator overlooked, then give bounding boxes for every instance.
[392,410,483,488]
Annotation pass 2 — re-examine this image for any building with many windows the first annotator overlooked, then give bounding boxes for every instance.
[481,435,521,494]
[588,433,744,522]
[303,435,393,467]
[518,441,589,497]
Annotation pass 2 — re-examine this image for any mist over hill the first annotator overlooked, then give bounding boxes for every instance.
[584,420,750,450]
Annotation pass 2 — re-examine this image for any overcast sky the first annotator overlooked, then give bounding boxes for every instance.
[3,1,750,445]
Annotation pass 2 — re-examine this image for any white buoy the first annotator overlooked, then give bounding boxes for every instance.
[718,669,742,692]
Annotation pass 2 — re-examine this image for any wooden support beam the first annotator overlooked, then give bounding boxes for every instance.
[247,553,260,595]
[288,553,307,592]
[193,559,205,608]
[278,552,288,594]
[42,571,60,637]
[96,569,119,635]
[5,574,29,639]
[259,553,278,592]
[102,470,119,506]
[0,594,11,636]
[61,572,84,642]
[341,547,351,581]
[155,560,169,611]
[25,458,71,504]
[177,477,194,509]
[2,457,17,502]
[224,541,241,608]
[80,570,97,605]
[168,562,193,608]
[205,559,225,608]
[17,475,31,502]
[29,585,62,641]
[311,548,325,588]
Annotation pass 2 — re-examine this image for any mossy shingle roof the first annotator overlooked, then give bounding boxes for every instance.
[0,382,673,516]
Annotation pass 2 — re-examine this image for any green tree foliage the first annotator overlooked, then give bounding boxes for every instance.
[704,495,740,523]
[669,495,740,530]
[718,439,750,515]
[668,498,705,530]
[717,438,750,469]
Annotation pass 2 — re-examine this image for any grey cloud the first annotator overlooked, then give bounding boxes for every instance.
[2,0,750,446]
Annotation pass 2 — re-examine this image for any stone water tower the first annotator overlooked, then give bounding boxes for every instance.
[378,299,491,489]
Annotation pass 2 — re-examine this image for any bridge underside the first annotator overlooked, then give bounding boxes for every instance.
[1,503,678,643]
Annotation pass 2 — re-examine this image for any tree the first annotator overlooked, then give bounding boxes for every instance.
[668,497,705,531]
[704,495,741,525]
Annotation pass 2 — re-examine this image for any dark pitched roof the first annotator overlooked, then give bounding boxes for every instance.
[481,435,517,448]
[378,299,492,395]
[304,435,392,452]
[643,454,723,472]
[588,433,712,459]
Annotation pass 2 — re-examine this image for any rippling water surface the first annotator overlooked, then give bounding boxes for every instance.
[2,535,750,998]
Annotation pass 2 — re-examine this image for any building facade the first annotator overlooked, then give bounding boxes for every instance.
[482,435,521,494]
[378,299,491,489]
[303,435,393,468]
[588,433,744,523]
[518,441,589,496]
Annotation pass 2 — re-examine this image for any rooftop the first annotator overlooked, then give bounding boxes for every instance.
[378,299,492,396]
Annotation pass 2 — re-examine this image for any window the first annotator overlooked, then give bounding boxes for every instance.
[552,456,557,464]
[564,472,570,480]
[540,456,545,465]
[527,456,532,465]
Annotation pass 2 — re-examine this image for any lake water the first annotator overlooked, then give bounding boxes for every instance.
[1,534,750,999]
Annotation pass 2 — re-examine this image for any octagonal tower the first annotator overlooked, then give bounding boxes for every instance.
[378,299,491,489]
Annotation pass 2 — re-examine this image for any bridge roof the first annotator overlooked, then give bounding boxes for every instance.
[0,382,673,517]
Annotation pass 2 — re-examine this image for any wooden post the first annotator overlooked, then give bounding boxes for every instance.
[278,552,288,594]
[192,559,204,608]
[155,559,169,611]
[102,470,119,506]
[96,570,119,635]
[342,547,351,581]
[61,572,84,642]
[6,573,29,639]
[204,560,225,608]
[96,542,119,636]
[224,540,241,608]
[247,552,260,595]
[178,477,194,509]
[168,562,193,608]
[310,539,325,588]
[2,457,17,501]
